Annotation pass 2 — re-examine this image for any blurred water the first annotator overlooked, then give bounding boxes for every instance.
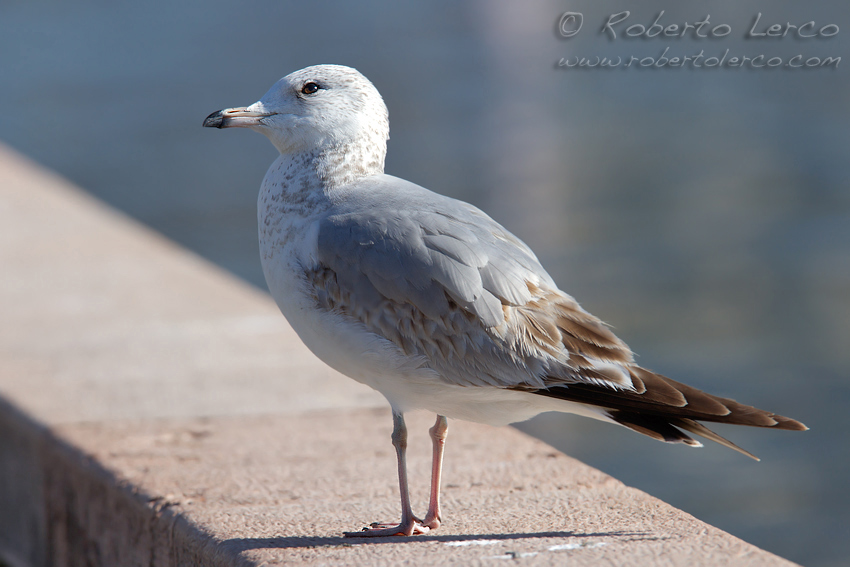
[2,1,848,565]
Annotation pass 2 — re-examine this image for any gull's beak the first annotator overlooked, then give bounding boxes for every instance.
[203,107,271,129]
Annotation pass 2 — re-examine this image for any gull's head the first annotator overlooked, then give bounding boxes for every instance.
[203,64,389,159]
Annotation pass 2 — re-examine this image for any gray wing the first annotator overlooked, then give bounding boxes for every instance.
[312,174,633,389]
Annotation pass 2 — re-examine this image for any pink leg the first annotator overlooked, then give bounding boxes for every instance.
[422,415,448,530]
[345,411,428,537]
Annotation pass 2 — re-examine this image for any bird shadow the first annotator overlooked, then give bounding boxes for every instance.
[222,530,659,551]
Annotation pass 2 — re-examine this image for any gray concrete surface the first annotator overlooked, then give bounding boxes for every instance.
[0,143,800,566]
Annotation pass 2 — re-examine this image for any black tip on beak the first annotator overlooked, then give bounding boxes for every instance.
[203,110,225,129]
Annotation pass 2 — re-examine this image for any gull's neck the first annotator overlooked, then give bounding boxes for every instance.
[314,138,386,189]
[275,136,387,195]
[260,137,387,225]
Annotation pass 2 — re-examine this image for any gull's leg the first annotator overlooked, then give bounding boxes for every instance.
[344,411,427,537]
[422,415,448,530]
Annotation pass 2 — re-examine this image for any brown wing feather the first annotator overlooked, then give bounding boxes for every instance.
[515,283,634,367]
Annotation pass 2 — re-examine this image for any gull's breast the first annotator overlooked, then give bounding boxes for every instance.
[256,161,440,407]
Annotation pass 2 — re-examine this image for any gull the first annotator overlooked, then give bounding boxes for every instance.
[203,64,807,537]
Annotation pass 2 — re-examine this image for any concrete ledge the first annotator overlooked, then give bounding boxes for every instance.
[0,400,233,567]
[0,143,799,566]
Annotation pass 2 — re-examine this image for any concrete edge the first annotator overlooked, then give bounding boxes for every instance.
[0,397,249,567]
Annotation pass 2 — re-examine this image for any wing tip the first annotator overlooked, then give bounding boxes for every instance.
[770,414,808,431]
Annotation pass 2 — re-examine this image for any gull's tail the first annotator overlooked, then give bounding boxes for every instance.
[533,366,808,461]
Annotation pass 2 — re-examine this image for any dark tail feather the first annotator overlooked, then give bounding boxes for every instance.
[672,418,760,461]
[610,411,761,460]
[609,411,702,446]
[533,365,807,459]
[535,368,808,431]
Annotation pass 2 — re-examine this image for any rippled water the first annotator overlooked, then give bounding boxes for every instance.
[2,1,848,565]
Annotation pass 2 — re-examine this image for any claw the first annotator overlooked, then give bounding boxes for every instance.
[421,514,441,531]
[344,519,430,538]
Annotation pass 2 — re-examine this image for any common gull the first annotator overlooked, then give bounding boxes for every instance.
[203,64,806,537]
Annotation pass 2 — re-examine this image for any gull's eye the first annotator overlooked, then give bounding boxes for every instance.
[301,82,320,95]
